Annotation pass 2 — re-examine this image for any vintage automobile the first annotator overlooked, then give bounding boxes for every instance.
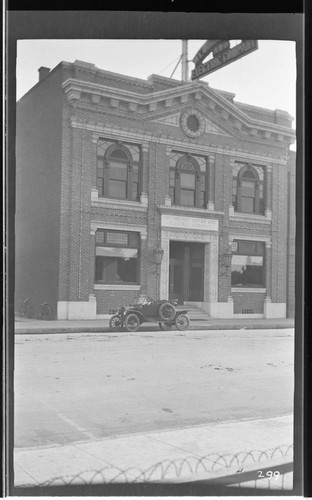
[109,298,190,332]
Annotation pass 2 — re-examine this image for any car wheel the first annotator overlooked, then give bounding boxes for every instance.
[109,315,123,332]
[175,314,190,331]
[159,302,176,321]
[125,313,141,332]
[158,322,173,331]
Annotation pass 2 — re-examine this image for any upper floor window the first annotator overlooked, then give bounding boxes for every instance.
[232,163,264,215]
[169,152,208,208]
[97,139,141,201]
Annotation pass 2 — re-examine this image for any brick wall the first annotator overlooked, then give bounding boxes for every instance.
[15,67,64,318]
[287,152,296,317]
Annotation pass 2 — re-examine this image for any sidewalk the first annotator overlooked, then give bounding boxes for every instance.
[14,414,293,488]
[15,316,295,335]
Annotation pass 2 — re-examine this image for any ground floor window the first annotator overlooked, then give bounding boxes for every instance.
[231,240,265,288]
[95,230,139,284]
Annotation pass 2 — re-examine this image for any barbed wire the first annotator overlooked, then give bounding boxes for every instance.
[16,444,293,488]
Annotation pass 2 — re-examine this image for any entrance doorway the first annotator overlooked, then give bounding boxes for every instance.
[169,241,204,303]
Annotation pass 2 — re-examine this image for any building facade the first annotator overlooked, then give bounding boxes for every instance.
[15,60,296,320]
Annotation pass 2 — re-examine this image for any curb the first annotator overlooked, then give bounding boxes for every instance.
[15,323,294,335]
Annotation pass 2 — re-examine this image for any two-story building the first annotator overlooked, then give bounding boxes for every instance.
[15,60,296,320]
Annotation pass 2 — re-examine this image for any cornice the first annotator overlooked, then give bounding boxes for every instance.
[62,78,295,144]
[70,117,288,165]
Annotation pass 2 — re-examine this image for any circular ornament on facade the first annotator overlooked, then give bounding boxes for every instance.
[180,109,205,138]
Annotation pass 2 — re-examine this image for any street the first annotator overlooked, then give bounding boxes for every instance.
[14,328,294,450]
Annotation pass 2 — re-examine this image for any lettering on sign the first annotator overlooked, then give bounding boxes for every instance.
[192,40,219,65]
[192,40,258,80]
[161,214,219,232]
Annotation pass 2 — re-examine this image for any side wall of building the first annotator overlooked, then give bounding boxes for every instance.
[15,69,64,318]
[287,151,296,318]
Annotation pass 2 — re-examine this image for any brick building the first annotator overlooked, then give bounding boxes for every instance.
[15,60,296,320]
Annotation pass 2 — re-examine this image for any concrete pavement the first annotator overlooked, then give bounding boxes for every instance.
[14,316,295,334]
[14,414,293,488]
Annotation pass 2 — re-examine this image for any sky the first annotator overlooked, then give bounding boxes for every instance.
[16,39,296,131]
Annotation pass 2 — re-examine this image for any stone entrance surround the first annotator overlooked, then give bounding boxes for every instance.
[160,214,232,318]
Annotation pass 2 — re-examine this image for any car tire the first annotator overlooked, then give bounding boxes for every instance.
[125,313,141,332]
[175,314,190,331]
[158,322,173,331]
[159,302,176,321]
[109,315,123,332]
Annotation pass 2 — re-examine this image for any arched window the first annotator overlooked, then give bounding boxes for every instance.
[232,164,264,215]
[169,153,207,208]
[97,140,140,201]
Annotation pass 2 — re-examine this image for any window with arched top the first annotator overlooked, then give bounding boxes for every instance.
[169,152,208,208]
[97,139,141,201]
[232,164,264,215]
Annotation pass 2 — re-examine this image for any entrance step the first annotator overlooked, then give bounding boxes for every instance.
[176,304,210,321]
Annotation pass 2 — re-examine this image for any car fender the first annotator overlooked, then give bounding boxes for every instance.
[175,310,188,317]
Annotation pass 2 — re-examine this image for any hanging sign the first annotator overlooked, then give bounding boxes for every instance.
[191,40,258,80]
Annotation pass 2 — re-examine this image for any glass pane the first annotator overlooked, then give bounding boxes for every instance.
[97,168,104,178]
[242,170,256,179]
[96,179,103,196]
[179,158,196,172]
[109,180,127,199]
[180,189,195,206]
[106,232,128,245]
[231,255,264,287]
[128,232,139,247]
[180,172,196,189]
[96,247,137,258]
[241,181,255,197]
[95,230,105,244]
[170,170,175,187]
[95,256,137,283]
[110,149,128,160]
[238,241,256,255]
[241,197,254,213]
[200,191,205,207]
[110,161,128,180]
[132,182,139,200]
[132,165,139,182]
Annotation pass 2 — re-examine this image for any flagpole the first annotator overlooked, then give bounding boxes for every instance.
[181,40,188,82]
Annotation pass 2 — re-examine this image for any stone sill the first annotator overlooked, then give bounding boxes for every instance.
[230,212,271,224]
[94,284,141,291]
[159,205,224,215]
[231,288,266,293]
[91,199,148,212]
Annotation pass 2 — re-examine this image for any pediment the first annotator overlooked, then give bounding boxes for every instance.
[150,110,231,137]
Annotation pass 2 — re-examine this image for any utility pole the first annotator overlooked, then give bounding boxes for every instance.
[181,40,188,82]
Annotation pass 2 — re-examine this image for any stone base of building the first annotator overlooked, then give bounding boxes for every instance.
[202,299,234,318]
[263,300,286,319]
[57,295,97,320]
